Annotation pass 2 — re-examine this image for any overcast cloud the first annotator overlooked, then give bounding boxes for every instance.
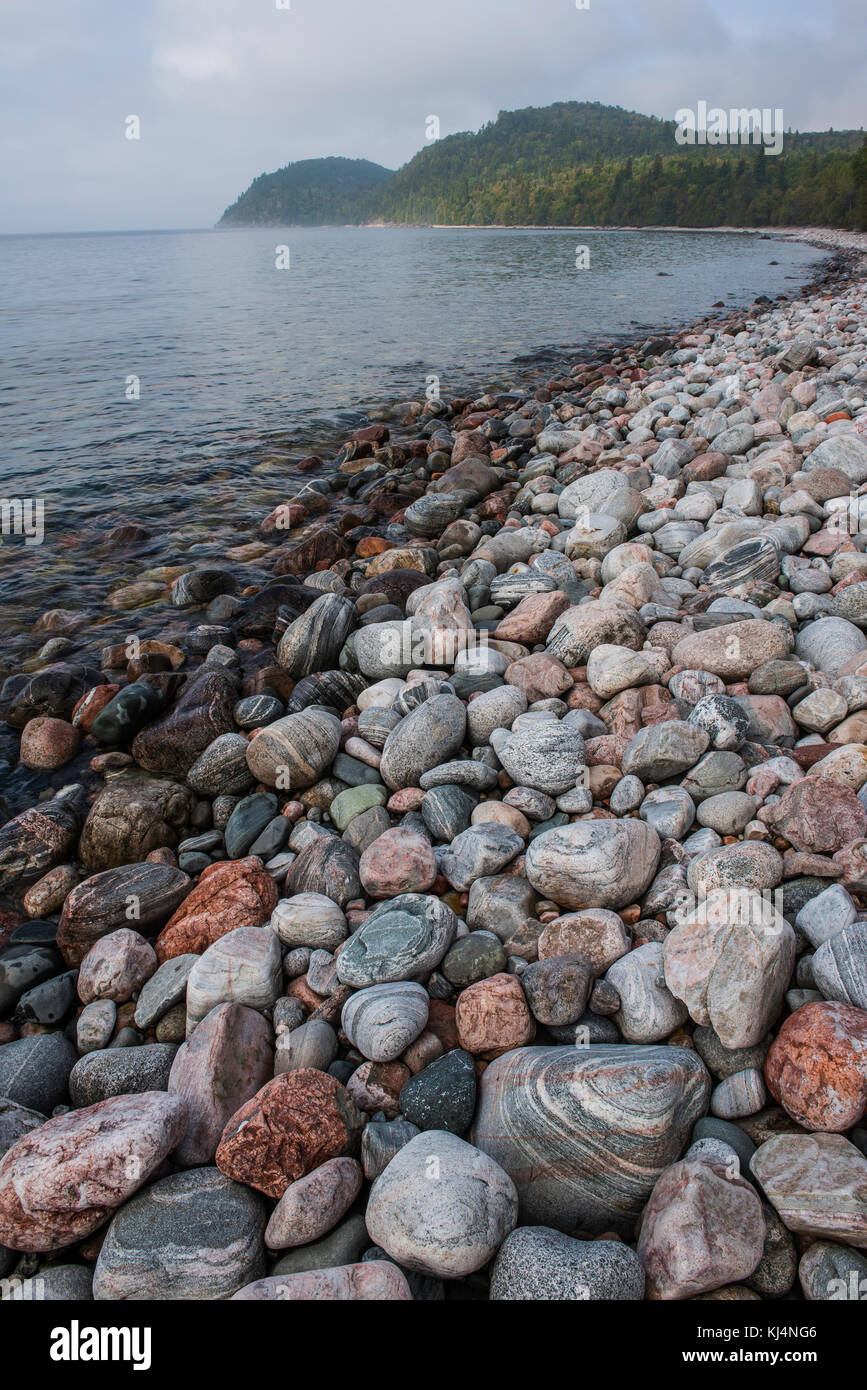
[1,0,864,234]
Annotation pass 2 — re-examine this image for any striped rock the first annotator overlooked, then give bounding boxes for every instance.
[710,1068,768,1119]
[269,893,348,951]
[0,789,83,892]
[341,982,429,1062]
[752,1133,867,1247]
[58,863,191,967]
[545,600,645,668]
[811,924,867,1010]
[285,669,368,715]
[336,894,457,988]
[469,1044,710,1236]
[490,718,586,796]
[92,1167,266,1300]
[276,594,357,679]
[525,819,660,911]
[379,694,467,791]
[704,536,781,597]
[185,927,283,1034]
[245,708,341,790]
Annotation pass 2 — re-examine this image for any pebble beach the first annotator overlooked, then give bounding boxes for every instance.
[3,225,867,1303]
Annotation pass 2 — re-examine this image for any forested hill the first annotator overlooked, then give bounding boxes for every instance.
[217,101,867,230]
[218,157,392,227]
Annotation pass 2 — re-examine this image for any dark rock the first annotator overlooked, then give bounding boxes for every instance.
[399,1048,477,1134]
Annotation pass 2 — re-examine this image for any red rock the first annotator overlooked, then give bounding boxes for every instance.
[215,1069,362,1198]
[764,776,867,853]
[477,492,512,521]
[450,430,491,464]
[585,733,629,767]
[355,537,392,558]
[802,527,851,558]
[155,856,278,960]
[19,717,81,770]
[539,909,630,974]
[833,838,867,892]
[272,527,349,576]
[358,827,436,898]
[260,502,308,535]
[780,851,839,879]
[765,1001,867,1131]
[455,972,535,1060]
[681,452,728,484]
[352,424,389,445]
[0,1092,186,1252]
[245,666,295,700]
[71,684,121,731]
[287,975,324,1011]
[505,653,573,703]
[426,999,459,1051]
[566,683,605,713]
[386,787,425,813]
[403,1030,445,1073]
[22,863,80,917]
[345,1061,410,1118]
[494,591,571,644]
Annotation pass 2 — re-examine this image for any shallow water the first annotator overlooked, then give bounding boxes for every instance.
[0,225,824,651]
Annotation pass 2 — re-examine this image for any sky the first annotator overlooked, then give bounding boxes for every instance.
[1,0,865,234]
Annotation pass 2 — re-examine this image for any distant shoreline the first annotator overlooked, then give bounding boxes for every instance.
[214,223,867,244]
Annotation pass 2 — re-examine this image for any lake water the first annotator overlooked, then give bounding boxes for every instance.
[0,225,824,643]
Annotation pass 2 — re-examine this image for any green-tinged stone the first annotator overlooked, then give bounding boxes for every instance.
[329,783,388,831]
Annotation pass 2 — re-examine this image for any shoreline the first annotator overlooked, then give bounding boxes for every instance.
[0,225,839,657]
[2,220,867,1300]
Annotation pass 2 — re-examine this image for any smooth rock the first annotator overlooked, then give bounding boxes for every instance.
[341,982,429,1063]
[93,1167,266,1300]
[525,819,660,911]
[752,1133,867,1247]
[0,1092,186,1251]
[185,926,283,1034]
[365,1130,518,1278]
[264,1157,362,1250]
[168,1002,273,1165]
[470,1045,710,1235]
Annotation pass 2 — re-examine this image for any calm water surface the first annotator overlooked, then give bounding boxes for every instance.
[0,225,824,644]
